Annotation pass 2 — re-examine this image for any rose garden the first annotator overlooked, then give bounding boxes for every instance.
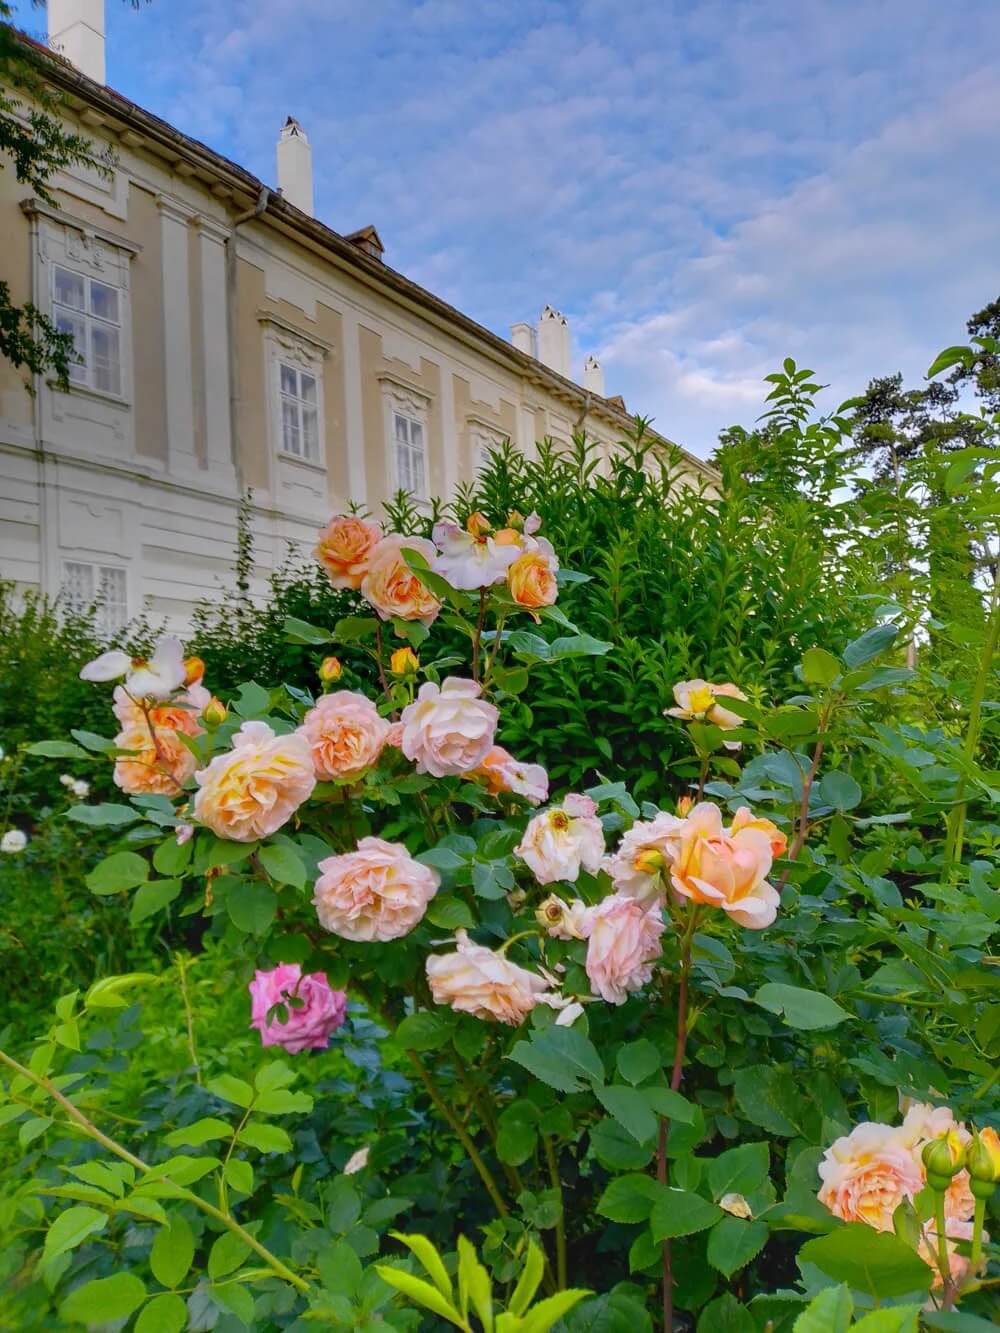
[1,348,999,1332]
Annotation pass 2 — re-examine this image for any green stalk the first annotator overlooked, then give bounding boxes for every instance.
[935,1191,952,1296]
[542,1134,567,1291]
[971,1196,987,1273]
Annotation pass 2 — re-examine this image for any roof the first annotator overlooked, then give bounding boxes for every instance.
[11,27,717,481]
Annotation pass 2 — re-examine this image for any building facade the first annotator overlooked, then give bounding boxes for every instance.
[0,3,710,633]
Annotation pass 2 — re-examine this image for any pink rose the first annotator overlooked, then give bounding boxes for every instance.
[385,721,405,749]
[515,794,605,885]
[194,721,316,842]
[315,515,382,589]
[400,678,498,778]
[249,963,347,1054]
[603,810,684,903]
[663,802,780,929]
[818,1122,924,1231]
[583,894,665,1005]
[313,836,439,941]
[360,534,442,625]
[301,690,390,780]
[474,746,549,805]
[426,930,556,1025]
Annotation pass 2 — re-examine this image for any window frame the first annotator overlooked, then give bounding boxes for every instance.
[392,408,428,500]
[61,560,129,638]
[259,315,329,474]
[380,375,432,504]
[50,260,127,401]
[277,360,321,462]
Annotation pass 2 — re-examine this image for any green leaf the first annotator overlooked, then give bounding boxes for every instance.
[696,1293,755,1333]
[66,802,144,828]
[150,1212,195,1287]
[798,1225,933,1298]
[509,1240,545,1317]
[375,1265,465,1326]
[25,739,91,758]
[426,897,476,930]
[43,1205,106,1260]
[237,1122,292,1153]
[842,624,897,669]
[130,878,182,924]
[852,1308,921,1332]
[520,1290,590,1332]
[207,1074,255,1108]
[225,1159,254,1195]
[818,771,862,811]
[136,1293,187,1333]
[707,1142,770,1200]
[283,615,333,645]
[595,1085,658,1144]
[333,615,380,642]
[255,1088,313,1114]
[642,1087,695,1124]
[164,1117,233,1148]
[457,1235,493,1332]
[707,1216,768,1277]
[649,1189,722,1240]
[390,1231,453,1300]
[258,842,306,888]
[213,1282,256,1325]
[508,1026,604,1093]
[753,984,850,1031]
[792,1286,852,1333]
[227,879,278,934]
[208,1231,252,1278]
[60,1274,146,1325]
[254,1059,296,1092]
[85,850,150,895]
[596,1173,663,1223]
[801,647,841,687]
[926,344,972,378]
[318,1237,364,1297]
[616,1039,661,1085]
[397,1011,454,1052]
[153,837,193,876]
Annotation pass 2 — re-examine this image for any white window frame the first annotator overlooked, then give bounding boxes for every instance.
[259,314,329,471]
[277,361,321,462]
[61,561,129,638]
[468,417,508,478]
[51,262,125,398]
[380,375,431,502]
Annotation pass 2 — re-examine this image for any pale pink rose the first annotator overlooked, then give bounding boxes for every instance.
[666,679,746,749]
[603,811,684,903]
[360,534,442,625]
[301,690,390,780]
[400,678,498,778]
[432,521,518,590]
[426,930,555,1025]
[175,823,194,845]
[313,836,439,941]
[194,721,316,842]
[315,515,382,589]
[663,801,780,929]
[818,1122,924,1231]
[899,1103,975,1222]
[474,746,549,805]
[113,681,210,737]
[385,721,405,749]
[516,794,605,885]
[583,894,665,1005]
[249,963,347,1054]
[114,725,197,796]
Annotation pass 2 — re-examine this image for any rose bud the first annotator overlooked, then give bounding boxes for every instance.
[390,646,419,677]
[966,1128,1000,1197]
[466,511,492,537]
[184,655,206,685]
[202,696,228,729]
[922,1131,967,1191]
[319,656,343,685]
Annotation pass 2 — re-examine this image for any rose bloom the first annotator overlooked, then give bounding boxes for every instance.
[666,679,747,731]
[113,681,210,737]
[729,807,788,858]
[432,520,518,590]
[818,1121,924,1231]
[114,724,197,796]
[313,836,439,941]
[301,690,390,780]
[604,810,684,903]
[315,514,382,589]
[516,794,605,885]
[426,930,555,1025]
[360,534,441,625]
[249,963,347,1054]
[899,1102,975,1222]
[584,894,665,1005]
[663,801,780,929]
[508,537,559,611]
[535,893,590,940]
[474,745,549,805]
[194,720,316,842]
[385,721,405,749]
[400,678,498,778]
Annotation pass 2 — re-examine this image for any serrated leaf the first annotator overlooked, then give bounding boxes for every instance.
[649,1189,722,1240]
[596,1173,663,1223]
[508,1026,604,1093]
[707,1216,768,1277]
[208,1231,252,1278]
[164,1117,233,1147]
[799,1225,933,1298]
[258,842,306,888]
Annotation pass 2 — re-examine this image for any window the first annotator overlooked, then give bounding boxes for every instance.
[393,411,426,498]
[278,362,320,460]
[52,264,123,396]
[62,562,128,637]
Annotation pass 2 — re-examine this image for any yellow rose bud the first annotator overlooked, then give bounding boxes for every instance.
[318,656,343,684]
[389,646,419,677]
[202,696,228,729]
[466,510,491,538]
[506,509,526,532]
[967,1128,1000,1195]
[676,795,694,817]
[633,848,666,876]
[922,1131,967,1190]
[183,655,206,685]
[536,895,566,929]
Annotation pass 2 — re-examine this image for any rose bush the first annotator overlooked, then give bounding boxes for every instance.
[2,347,999,1330]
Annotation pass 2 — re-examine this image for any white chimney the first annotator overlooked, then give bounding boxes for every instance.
[583,354,605,396]
[511,322,535,356]
[537,305,570,377]
[48,0,106,84]
[277,117,314,216]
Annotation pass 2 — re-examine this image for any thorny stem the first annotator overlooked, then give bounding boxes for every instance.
[406,1050,509,1218]
[542,1134,567,1290]
[694,751,710,801]
[175,953,202,1086]
[777,699,835,892]
[0,1047,310,1294]
[373,623,392,700]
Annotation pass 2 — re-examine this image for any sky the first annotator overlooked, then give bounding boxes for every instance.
[13,0,1000,456]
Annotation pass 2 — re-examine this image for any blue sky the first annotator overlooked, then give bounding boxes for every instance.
[14,0,1000,455]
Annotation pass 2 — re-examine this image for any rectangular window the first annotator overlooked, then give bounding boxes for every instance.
[52,264,123,396]
[62,561,128,637]
[278,362,320,460]
[393,411,426,498]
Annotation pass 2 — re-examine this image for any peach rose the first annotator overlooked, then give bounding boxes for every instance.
[818,1121,924,1231]
[729,806,788,858]
[663,801,780,929]
[315,514,382,589]
[516,794,605,885]
[900,1103,975,1222]
[114,724,197,796]
[113,681,210,737]
[301,690,390,780]
[400,678,498,778]
[313,836,439,941]
[474,746,549,805]
[583,894,665,1005]
[603,811,684,904]
[193,720,316,842]
[508,538,559,611]
[385,721,405,749]
[360,534,441,625]
[426,930,555,1025]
